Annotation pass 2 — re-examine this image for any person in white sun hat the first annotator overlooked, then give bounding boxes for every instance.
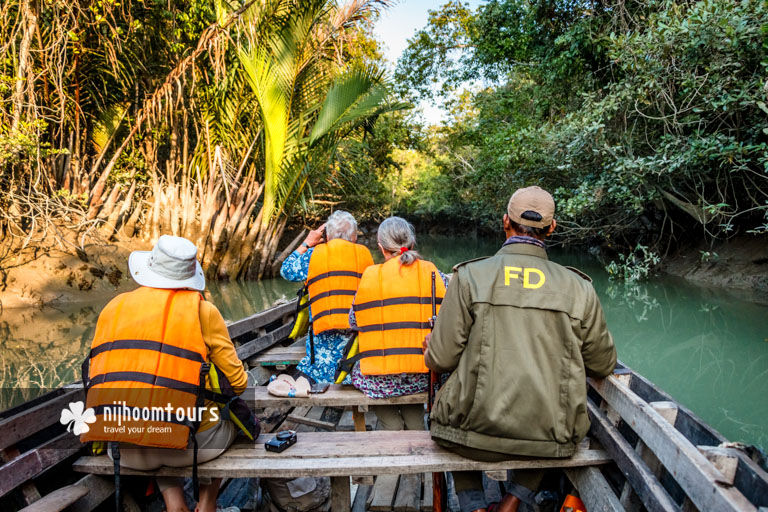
[80,235,251,512]
[128,234,206,291]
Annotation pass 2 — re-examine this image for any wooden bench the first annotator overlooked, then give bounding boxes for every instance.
[246,384,427,432]
[72,431,611,510]
[249,338,306,369]
[247,384,426,409]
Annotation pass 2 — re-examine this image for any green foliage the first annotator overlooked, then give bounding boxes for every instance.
[393,0,768,258]
[605,245,661,282]
[238,0,409,227]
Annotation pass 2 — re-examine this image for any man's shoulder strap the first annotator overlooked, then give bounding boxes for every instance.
[564,266,593,283]
[452,256,490,272]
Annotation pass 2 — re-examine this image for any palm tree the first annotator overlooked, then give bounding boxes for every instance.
[237,0,407,277]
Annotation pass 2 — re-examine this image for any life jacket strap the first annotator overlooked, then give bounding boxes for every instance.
[306,270,363,287]
[311,308,353,321]
[189,429,200,502]
[309,289,356,305]
[353,296,443,312]
[296,285,309,312]
[309,327,315,365]
[110,442,121,512]
[357,321,433,333]
[338,347,425,374]
[89,339,205,363]
[81,357,90,393]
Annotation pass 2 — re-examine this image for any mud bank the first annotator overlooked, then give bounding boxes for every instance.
[0,241,145,310]
[659,234,768,301]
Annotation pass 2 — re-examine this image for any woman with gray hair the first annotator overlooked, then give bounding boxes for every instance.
[346,217,450,430]
[280,210,373,383]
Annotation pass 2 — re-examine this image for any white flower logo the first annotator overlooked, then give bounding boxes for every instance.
[60,401,97,435]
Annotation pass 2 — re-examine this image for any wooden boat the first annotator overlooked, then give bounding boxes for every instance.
[0,298,766,512]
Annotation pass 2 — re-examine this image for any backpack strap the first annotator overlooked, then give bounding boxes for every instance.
[192,361,210,502]
[110,442,121,512]
[309,326,315,365]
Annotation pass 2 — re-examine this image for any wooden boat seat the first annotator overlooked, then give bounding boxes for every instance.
[17,484,89,512]
[72,431,610,479]
[245,384,426,409]
[249,338,306,368]
[72,431,610,509]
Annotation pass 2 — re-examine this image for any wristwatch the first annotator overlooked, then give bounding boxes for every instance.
[301,242,310,249]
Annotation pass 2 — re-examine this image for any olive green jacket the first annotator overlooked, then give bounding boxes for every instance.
[426,243,616,458]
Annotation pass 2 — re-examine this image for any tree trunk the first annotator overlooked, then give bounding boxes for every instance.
[11,0,37,132]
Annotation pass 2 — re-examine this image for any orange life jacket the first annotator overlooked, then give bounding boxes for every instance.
[353,258,446,375]
[307,238,373,334]
[80,287,208,449]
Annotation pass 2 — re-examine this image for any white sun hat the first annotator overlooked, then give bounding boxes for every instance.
[128,235,205,291]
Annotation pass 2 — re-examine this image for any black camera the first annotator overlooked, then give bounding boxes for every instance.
[265,430,297,453]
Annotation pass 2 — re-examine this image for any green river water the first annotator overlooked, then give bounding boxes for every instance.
[1,236,766,450]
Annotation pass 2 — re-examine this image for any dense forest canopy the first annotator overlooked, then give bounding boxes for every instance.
[0,0,405,279]
[389,0,768,265]
[1,0,766,281]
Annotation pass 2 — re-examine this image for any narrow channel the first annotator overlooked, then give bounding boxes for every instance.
[1,235,766,450]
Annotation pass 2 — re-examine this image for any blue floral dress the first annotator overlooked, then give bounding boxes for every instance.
[280,249,353,384]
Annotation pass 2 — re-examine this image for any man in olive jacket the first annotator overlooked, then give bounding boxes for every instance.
[424,186,617,512]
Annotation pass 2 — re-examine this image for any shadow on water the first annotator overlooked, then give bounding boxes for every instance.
[0,234,766,449]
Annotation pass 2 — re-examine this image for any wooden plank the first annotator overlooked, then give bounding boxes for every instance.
[370,474,399,511]
[285,414,335,431]
[0,388,82,451]
[351,476,375,486]
[252,339,306,366]
[698,446,738,486]
[275,406,311,431]
[727,446,768,508]
[352,409,366,432]
[565,467,624,512]
[421,472,433,512]
[72,452,612,479]
[18,485,89,512]
[338,409,355,431]
[650,401,679,425]
[484,470,507,481]
[245,384,427,409]
[238,322,294,360]
[0,433,82,499]
[625,365,723,446]
[394,473,421,512]
[351,484,372,512]
[587,400,678,512]
[1,447,42,505]
[73,430,611,478]
[68,475,115,512]
[590,375,756,512]
[337,409,376,432]
[227,300,296,338]
[618,401,678,511]
[331,476,351,511]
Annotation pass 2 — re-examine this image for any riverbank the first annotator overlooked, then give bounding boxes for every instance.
[659,235,768,303]
[2,231,767,309]
[0,240,141,310]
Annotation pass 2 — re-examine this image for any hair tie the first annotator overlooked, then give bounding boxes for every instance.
[399,247,408,254]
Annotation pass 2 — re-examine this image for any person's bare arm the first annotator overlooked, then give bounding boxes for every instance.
[296,223,326,255]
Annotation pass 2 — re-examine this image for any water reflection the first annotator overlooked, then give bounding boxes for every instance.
[0,235,766,450]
